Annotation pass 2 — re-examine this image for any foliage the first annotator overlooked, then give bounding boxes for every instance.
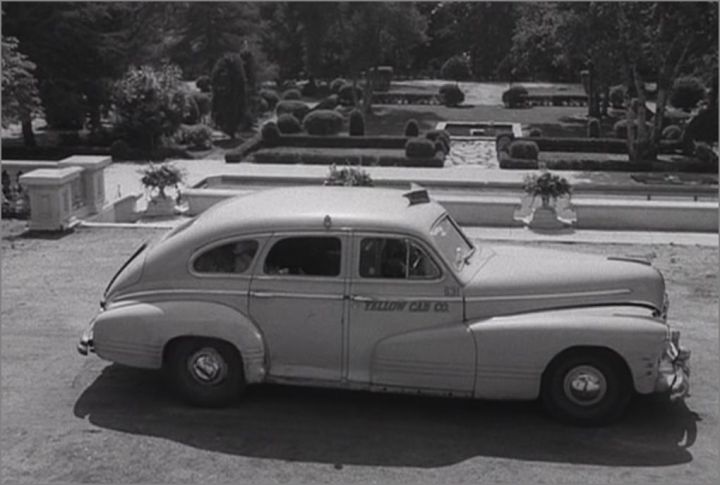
[609,85,626,109]
[1,36,43,131]
[139,163,185,199]
[502,85,528,108]
[529,128,543,137]
[693,142,718,165]
[613,119,653,139]
[441,55,471,81]
[302,110,344,135]
[661,125,683,141]
[330,78,346,94]
[586,118,601,138]
[260,121,281,145]
[314,95,339,111]
[275,100,310,122]
[260,89,280,110]
[683,107,718,144]
[438,83,465,107]
[110,140,131,162]
[349,109,365,136]
[404,119,420,137]
[195,75,211,93]
[191,92,211,119]
[175,124,214,150]
[277,113,302,134]
[240,49,257,96]
[338,83,363,106]
[509,140,540,160]
[211,54,247,138]
[112,64,188,149]
[370,67,393,92]
[282,88,302,100]
[425,129,451,154]
[324,164,374,186]
[405,137,436,158]
[301,78,318,97]
[523,171,572,206]
[670,76,706,111]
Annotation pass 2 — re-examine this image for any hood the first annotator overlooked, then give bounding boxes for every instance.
[464,245,665,320]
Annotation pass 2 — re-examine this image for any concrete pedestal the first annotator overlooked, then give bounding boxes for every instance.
[58,156,111,215]
[19,167,83,231]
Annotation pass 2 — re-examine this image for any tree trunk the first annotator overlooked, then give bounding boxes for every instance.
[601,85,610,117]
[21,118,36,147]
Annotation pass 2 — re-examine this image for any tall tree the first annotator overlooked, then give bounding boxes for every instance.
[1,36,43,146]
[211,54,247,138]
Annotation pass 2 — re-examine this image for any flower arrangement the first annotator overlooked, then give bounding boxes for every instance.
[139,163,185,199]
[523,171,572,207]
[324,164,374,187]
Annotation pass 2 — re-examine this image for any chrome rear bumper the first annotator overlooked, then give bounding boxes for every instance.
[77,326,95,356]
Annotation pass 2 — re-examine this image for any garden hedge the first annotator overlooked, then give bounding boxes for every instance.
[275,100,310,122]
[225,134,264,163]
[252,148,444,168]
[499,155,715,173]
[268,134,410,149]
[506,136,683,154]
[277,113,303,134]
[302,110,344,135]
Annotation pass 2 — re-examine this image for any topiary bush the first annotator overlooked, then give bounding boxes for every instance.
[502,85,528,109]
[661,124,683,141]
[509,140,539,160]
[529,128,543,137]
[609,85,626,109]
[349,109,365,136]
[303,110,344,135]
[330,78,346,94]
[405,137,436,158]
[338,83,363,106]
[261,121,281,146]
[425,129,451,154]
[670,77,706,111]
[314,94,339,111]
[175,124,214,150]
[210,54,247,138]
[586,117,600,138]
[275,100,310,123]
[277,113,302,134]
[438,83,465,107]
[195,75,211,93]
[260,89,280,110]
[404,119,420,137]
[441,55,471,82]
[282,88,302,100]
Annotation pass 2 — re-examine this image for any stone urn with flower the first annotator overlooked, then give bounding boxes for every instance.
[518,171,575,230]
[140,163,185,216]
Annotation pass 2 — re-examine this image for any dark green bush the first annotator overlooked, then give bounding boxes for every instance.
[694,142,718,164]
[314,94,339,111]
[260,89,280,110]
[586,117,600,138]
[175,124,214,150]
[196,75,211,93]
[441,55,471,81]
[670,77,705,111]
[41,82,86,130]
[302,110,344,135]
[330,78,346,94]
[661,124,683,140]
[110,140,131,161]
[277,113,302,134]
[509,140,539,160]
[301,78,318,97]
[613,119,653,139]
[240,50,257,95]
[275,100,310,122]
[182,95,200,125]
[261,121,280,146]
[338,83,363,106]
[529,128,543,137]
[405,137,436,158]
[683,107,718,144]
[191,92,211,119]
[211,54,247,138]
[438,83,464,107]
[349,109,365,136]
[282,88,302,100]
[257,97,269,113]
[609,85,626,109]
[501,85,528,109]
[404,119,420,137]
[370,67,393,92]
[425,129,451,154]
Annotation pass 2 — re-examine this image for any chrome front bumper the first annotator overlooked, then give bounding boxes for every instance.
[655,340,691,401]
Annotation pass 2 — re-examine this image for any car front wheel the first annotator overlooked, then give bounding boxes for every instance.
[541,349,631,426]
[165,338,245,407]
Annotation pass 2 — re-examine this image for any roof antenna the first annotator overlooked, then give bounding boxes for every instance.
[403,183,430,205]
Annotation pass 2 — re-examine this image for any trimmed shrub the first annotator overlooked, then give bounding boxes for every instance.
[683,106,718,144]
[349,109,365,136]
[210,54,247,138]
[303,110,344,135]
[613,119,653,139]
[282,88,302,100]
[260,121,281,146]
[670,77,705,111]
[175,124,214,150]
[405,137,436,158]
[301,78,318,97]
[260,89,280,110]
[110,140,131,161]
[240,50,257,95]
[404,119,420,137]
[314,94,339,111]
[586,117,600,138]
[438,83,464,107]
[529,128,543,137]
[609,85,626,109]
[441,55,471,82]
[275,100,310,122]
[425,129,451,154]
[257,97,269,113]
[196,75,211,93]
[330,78,346,94]
[661,124,683,141]
[496,134,513,154]
[502,85,528,109]
[277,113,302,134]
[509,140,539,160]
[338,83,363,106]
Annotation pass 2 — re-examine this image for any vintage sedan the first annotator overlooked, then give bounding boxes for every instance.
[78,186,690,425]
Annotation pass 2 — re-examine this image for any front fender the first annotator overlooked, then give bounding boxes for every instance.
[92,300,266,383]
[468,306,668,400]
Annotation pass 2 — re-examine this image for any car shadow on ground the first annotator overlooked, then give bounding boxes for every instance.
[74,364,698,468]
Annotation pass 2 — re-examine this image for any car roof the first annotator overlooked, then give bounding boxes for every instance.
[182,186,447,244]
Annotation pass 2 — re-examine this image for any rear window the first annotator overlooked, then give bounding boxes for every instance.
[193,240,259,274]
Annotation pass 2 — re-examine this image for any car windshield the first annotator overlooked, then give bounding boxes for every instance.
[429,215,475,270]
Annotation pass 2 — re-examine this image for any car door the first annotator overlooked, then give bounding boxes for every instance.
[347,232,475,395]
[248,232,349,381]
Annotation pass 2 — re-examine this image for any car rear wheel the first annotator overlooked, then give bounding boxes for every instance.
[166,338,245,407]
[541,349,631,426]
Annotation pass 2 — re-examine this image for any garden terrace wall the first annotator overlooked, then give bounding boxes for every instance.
[251,148,444,168]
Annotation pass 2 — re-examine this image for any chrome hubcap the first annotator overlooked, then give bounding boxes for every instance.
[188,347,227,385]
[563,365,607,406]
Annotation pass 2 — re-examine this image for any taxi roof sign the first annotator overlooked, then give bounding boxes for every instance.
[403,183,430,206]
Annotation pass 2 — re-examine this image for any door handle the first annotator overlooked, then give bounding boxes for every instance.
[350,295,373,302]
[249,291,275,298]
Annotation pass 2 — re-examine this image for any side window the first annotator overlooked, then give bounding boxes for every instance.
[359,238,440,280]
[264,237,341,277]
[193,240,259,274]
